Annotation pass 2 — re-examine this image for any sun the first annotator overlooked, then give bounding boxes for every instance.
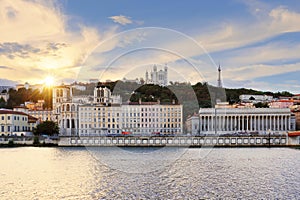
[44,76,55,87]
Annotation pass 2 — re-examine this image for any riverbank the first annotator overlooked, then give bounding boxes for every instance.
[58,135,300,147]
[1,135,299,148]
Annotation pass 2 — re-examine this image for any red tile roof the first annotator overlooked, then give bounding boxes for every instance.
[0,109,38,123]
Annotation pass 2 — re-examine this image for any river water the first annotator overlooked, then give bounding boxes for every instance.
[0,147,299,199]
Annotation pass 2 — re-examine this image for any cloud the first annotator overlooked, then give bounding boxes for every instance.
[109,15,133,25]
[223,63,300,81]
[0,0,119,84]
[0,42,41,59]
[0,78,18,86]
[160,6,300,61]
[0,65,12,70]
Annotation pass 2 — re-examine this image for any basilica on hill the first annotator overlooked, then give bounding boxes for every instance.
[145,64,168,86]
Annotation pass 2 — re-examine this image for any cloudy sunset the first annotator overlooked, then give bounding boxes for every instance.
[0,0,300,199]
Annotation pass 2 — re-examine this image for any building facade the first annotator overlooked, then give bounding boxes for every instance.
[0,109,38,136]
[269,100,294,108]
[13,106,53,123]
[239,94,273,103]
[186,107,296,135]
[293,110,300,130]
[145,64,168,86]
[53,83,182,136]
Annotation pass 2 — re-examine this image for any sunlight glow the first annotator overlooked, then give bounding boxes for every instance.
[44,76,55,87]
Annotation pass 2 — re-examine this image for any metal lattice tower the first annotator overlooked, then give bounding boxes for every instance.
[217,64,222,88]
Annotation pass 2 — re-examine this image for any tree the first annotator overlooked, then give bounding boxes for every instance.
[34,121,59,136]
[254,102,269,108]
[0,97,6,108]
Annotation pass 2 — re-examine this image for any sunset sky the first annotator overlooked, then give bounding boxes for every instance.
[1,0,300,93]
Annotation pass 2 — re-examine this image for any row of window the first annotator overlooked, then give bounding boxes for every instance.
[80,112,181,118]
[79,107,181,112]
[1,125,31,132]
[79,128,181,135]
[0,115,27,121]
[78,117,181,123]
[80,124,120,129]
[79,123,181,130]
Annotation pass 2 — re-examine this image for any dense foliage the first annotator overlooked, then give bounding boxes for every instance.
[1,87,52,109]
[34,121,59,136]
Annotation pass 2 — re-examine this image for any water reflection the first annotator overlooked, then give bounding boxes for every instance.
[0,147,299,199]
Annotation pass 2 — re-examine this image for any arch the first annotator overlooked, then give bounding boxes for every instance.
[66,104,70,111]
[71,104,75,112]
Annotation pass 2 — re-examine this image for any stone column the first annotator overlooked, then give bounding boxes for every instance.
[254,116,257,131]
[273,116,276,131]
[212,116,214,132]
[250,116,252,131]
[246,116,248,131]
[280,115,284,131]
[230,116,233,132]
[200,115,203,132]
[242,116,244,131]
[284,115,287,131]
[262,116,265,133]
[234,116,237,132]
[277,116,280,131]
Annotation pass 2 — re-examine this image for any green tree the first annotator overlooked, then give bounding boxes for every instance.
[254,102,269,108]
[0,97,6,108]
[34,121,59,136]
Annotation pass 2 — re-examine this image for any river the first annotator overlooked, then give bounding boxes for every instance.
[0,147,299,199]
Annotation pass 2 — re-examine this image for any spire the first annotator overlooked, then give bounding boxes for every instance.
[217,63,222,88]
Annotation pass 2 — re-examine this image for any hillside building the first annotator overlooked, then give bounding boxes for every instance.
[145,64,168,86]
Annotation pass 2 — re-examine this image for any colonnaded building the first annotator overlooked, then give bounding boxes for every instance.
[186,107,296,135]
[53,83,183,136]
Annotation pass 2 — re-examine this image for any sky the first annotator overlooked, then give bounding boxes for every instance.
[1,0,300,93]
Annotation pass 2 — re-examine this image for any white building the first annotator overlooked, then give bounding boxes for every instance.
[0,109,38,136]
[145,64,168,86]
[186,114,200,135]
[186,107,296,135]
[53,83,182,136]
[120,103,182,135]
[239,94,273,103]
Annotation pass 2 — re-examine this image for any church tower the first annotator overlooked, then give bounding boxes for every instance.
[164,64,168,86]
[145,71,149,84]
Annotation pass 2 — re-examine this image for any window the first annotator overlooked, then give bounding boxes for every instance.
[1,116,4,120]
[8,116,10,120]
[1,126,4,132]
